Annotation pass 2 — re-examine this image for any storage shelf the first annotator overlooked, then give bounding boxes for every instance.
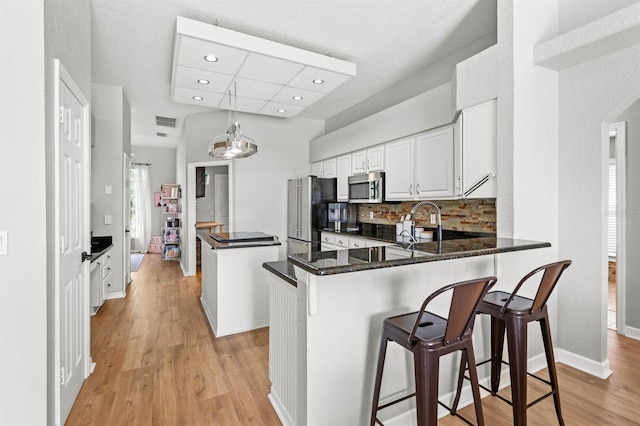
[160,184,181,261]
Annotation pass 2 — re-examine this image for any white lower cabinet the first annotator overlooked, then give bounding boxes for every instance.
[320,232,391,251]
[90,248,112,315]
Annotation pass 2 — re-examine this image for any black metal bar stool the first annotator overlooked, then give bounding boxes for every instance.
[454,260,572,426]
[370,276,497,426]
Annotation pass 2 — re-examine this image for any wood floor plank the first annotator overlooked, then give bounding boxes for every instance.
[67,253,640,425]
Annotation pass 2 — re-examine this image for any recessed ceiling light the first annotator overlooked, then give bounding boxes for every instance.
[292,96,303,101]
[193,96,204,101]
[277,109,287,113]
[197,79,210,85]
[204,54,218,62]
[312,79,324,84]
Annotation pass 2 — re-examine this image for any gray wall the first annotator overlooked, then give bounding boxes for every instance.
[130,146,177,237]
[557,13,640,360]
[91,83,130,298]
[615,99,640,329]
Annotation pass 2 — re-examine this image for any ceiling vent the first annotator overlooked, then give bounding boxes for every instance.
[156,116,177,128]
[156,132,167,137]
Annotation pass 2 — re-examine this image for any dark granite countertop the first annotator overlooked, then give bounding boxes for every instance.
[90,236,113,262]
[262,260,297,286]
[288,236,550,276]
[199,233,281,250]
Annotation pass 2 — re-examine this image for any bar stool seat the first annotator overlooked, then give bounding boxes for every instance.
[455,260,572,426]
[370,276,497,426]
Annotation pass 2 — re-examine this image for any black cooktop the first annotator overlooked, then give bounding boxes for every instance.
[210,231,275,243]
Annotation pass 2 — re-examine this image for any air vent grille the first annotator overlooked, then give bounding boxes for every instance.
[156,116,177,128]
[157,132,167,137]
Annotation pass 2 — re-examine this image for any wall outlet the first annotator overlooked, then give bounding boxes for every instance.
[430,214,436,224]
[104,215,112,225]
[370,211,374,219]
[105,185,112,195]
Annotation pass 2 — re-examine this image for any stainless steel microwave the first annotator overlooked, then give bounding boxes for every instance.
[348,172,384,203]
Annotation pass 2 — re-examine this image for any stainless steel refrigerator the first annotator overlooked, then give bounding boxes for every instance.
[287,176,336,255]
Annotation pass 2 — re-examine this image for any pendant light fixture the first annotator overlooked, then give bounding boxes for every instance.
[208,82,257,159]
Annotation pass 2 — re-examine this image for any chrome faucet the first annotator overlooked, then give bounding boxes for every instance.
[407,200,443,242]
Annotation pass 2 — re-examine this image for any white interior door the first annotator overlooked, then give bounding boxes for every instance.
[214,174,229,231]
[55,60,90,424]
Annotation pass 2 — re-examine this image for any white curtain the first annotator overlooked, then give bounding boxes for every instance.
[132,164,151,253]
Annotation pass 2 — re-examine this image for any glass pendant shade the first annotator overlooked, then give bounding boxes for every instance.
[209,83,258,159]
[208,121,257,159]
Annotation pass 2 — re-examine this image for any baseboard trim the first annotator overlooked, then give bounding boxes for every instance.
[621,325,640,340]
[105,291,125,300]
[268,389,295,426]
[555,348,613,379]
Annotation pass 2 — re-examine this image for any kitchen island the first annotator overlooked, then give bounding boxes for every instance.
[264,235,552,426]
[199,232,280,337]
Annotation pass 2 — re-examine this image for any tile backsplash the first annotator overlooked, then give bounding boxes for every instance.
[357,199,496,234]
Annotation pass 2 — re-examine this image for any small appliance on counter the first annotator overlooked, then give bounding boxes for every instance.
[328,202,357,231]
[287,176,337,255]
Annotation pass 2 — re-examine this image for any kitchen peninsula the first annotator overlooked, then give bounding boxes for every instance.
[264,231,550,426]
[199,232,280,337]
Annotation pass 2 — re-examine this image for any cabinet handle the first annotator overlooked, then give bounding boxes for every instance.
[409,184,413,195]
[416,183,420,195]
[362,161,365,170]
[354,243,360,247]
[338,240,344,245]
[367,160,370,170]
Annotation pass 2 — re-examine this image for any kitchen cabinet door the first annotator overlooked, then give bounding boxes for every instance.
[322,158,337,178]
[336,154,351,201]
[415,126,455,198]
[459,99,497,198]
[311,161,323,177]
[351,150,367,175]
[351,146,384,175]
[385,137,415,201]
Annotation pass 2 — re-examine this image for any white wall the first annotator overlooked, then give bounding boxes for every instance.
[91,84,130,298]
[310,82,455,162]
[615,100,640,330]
[558,0,640,33]
[180,111,323,262]
[558,41,640,360]
[130,146,177,237]
[0,0,91,424]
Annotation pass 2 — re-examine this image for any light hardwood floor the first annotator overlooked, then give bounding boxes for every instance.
[68,254,640,425]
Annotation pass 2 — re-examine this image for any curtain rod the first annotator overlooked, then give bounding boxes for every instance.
[132,162,152,166]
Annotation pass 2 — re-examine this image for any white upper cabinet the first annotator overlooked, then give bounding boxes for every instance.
[455,99,497,198]
[385,126,455,201]
[385,137,415,200]
[351,145,384,175]
[311,158,337,178]
[336,154,351,201]
[415,127,455,198]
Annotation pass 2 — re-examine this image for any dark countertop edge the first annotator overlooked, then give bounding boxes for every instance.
[262,261,297,287]
[288,239,551,276]
[198,233,282,250]
[90,244,113,262]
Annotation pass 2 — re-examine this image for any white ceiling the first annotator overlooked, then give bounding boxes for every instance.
[91,0,497,148]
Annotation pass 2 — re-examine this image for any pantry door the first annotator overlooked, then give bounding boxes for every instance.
[55,60,91,425]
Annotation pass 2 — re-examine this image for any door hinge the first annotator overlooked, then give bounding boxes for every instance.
[60,367,65,385]
[59,106,65,124]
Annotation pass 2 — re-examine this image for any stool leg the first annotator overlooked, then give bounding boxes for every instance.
[505,316,528,426]
[414,347,439,426]
[370,333,389,426]
[465,343,485,426]
[539,315,564,425]
[490,316,506,393]
[451,350,468,413]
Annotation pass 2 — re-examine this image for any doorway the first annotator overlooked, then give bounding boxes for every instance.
[185,160,234,276]
[607,121,627,334]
